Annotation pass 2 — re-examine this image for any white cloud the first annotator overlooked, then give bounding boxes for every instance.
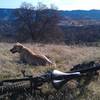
[69,0,99,10]
[48,0,100,10]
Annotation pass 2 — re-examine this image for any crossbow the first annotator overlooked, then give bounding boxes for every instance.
[0,61,100,99]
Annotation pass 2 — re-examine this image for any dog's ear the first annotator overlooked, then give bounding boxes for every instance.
[16,42,23,47]
[16,42,22,45]
[15,42,24,49]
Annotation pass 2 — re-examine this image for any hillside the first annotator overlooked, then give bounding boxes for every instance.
[0,9,100,43]
[62,25,100,44]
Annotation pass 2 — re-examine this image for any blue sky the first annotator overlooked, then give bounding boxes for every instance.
[0,0,100,10]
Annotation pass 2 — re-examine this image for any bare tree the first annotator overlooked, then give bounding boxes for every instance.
[14,2,35,41]
[15,2,64,43]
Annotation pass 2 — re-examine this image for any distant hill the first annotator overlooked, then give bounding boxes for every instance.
[0,9,15,21]
[0,9,100,21]
[59,10,100,20]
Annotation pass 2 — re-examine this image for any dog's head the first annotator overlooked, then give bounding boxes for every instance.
[10,43,23,53]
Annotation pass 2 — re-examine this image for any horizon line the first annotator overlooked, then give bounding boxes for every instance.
[0,7,100,11]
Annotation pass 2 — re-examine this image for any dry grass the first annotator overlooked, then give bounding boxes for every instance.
[0,42,100,77]
[1,42,100,99]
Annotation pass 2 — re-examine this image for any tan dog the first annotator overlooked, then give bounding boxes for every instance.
[10,43,54,66]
